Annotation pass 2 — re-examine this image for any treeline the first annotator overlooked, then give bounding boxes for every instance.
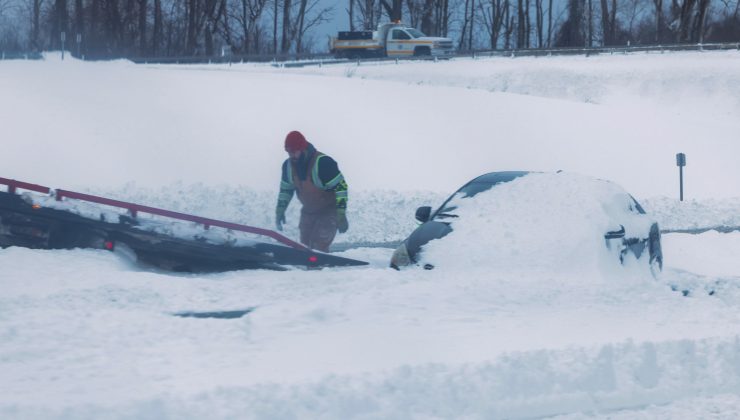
[0,0,738,58]
[0,0,333,57]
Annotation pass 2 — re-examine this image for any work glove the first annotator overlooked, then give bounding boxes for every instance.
[275,208,286,231]
[337,210,349,234]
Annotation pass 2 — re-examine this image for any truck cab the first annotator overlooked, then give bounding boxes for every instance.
[332,23,454,59]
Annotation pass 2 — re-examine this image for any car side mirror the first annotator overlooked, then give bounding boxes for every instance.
[415,206,432,223]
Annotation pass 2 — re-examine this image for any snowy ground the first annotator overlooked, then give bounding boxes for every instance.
[2,51,740,419]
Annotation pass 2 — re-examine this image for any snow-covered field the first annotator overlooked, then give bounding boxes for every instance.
[2,51,740,419]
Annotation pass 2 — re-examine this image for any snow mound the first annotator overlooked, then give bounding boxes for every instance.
[421,172,656,276]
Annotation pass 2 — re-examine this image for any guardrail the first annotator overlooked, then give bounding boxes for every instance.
[4,42,738,65]
[0,52,43,60]
[142,41,740,68]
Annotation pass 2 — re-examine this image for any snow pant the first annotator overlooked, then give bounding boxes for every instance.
[299,209,337,252]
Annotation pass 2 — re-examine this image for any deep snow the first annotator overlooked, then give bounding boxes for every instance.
[1,51,740,419]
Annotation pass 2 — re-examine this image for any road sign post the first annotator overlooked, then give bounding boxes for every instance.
[676,153,686,201]
[61,31,66,60]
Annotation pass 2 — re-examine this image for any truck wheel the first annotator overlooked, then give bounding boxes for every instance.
[414,47,431,56]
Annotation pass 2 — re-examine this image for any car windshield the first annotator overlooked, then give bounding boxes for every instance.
[406,29,425,38]
[433,184,491,219]
[432,172,529,220]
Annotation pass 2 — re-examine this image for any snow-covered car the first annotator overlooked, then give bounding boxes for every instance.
[390,171,663,275]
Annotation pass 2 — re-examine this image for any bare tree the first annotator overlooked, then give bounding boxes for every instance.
[652,0,664,41]
[435,0,450,35]
[516,0,524,45]
[525,0,530,46]
[29,0,44,50]
[347,0,354,30]
[503,0,514,47]
[459,0,471,47]
[381,0,402,20]
[620,0,646,41]
[535,0,544,46]
[152,0,163,54]
[673,0,696,42]
[600,0,617,45]
[420,0,434,34]
[138,0,147,54]
[480,0,506,48]
[293,0,332,52]
[671,0,712,42]
[227,0,268,53]
[692,0,709,41]
[586,0,593,45]
[355,0,377,29]
[272,0,277,52]
[280,0,290,52]
[556,0,585,46]
[547,0,555,46]
[469,0,476,48]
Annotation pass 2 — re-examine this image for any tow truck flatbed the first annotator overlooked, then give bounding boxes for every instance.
[0,177,368,272]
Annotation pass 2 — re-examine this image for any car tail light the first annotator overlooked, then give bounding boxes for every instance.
[104,241,114,251]
[32,204,41,210]
[308,255,318,263]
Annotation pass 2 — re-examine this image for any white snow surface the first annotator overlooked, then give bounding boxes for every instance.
[2,51,740,419]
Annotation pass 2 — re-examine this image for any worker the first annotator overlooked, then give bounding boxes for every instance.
[275,131,348,252]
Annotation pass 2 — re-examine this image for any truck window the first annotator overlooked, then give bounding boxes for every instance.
[391,30,411,40]
[407,29,425,38]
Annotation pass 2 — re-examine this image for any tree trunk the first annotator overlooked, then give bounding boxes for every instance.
[587,0,592,46]
[459,0,470,48]
[421,0,434,34]
[273,0,278,52]
[536,0,543,47]
[600,0,610,45]
[295,0,307,53]
[349,0,355,30]
[32,0,41,50]
[653,0,663,42]
[525,0,530,47]
[139,0,147,55]
[517,0,524,47]
[547,0,552,46]
[74,0,83,55]
[693,0,709,42]
[187,0,198,53]
[51,0,69,49]
[677,0,697,42]
[468,0,475,49]
[281,0,291,53]
[153,0,162,55]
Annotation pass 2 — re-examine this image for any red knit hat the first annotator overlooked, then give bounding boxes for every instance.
[285,131,309,152]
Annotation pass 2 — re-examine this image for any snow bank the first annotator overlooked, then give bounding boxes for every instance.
[2,50,740,418]
[662,231,740,278]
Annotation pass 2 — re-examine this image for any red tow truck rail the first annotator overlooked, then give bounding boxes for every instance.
[0,177,51,195]
[0,177,308,251]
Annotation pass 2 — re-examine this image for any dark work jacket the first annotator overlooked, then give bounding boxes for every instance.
[276,144,348,215]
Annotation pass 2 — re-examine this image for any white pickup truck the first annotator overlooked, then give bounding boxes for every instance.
[331,22,454,59]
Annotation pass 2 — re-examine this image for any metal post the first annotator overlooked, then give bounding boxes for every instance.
[76,33,81,58]
[676,153,686,201]
[61,32,66,60]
